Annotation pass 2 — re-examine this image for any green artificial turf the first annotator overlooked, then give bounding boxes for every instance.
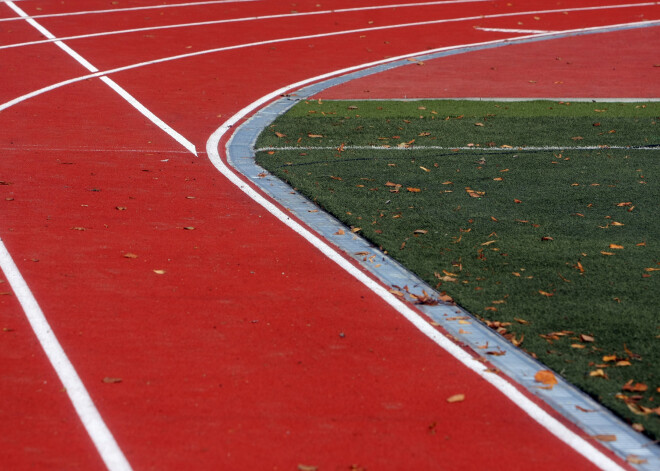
[255,100,660,438]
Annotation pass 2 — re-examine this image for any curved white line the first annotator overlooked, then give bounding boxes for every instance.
[2,18,659,115]
[204,48,626,471]
[0,0,260,22]
[0,241,133,471]
[1,1,657,51]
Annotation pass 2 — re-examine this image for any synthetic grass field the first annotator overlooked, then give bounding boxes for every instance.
[256,100,660,439]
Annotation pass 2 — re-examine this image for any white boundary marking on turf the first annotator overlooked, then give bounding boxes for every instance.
[0,240,133,471]
[2,18,659,115]
[0,1,656,51]
[0,0,259,22]
[256,145,659,152]
[205,63,626,471]
[4,1,197,156]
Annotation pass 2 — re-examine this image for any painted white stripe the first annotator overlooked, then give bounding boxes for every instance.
[205,76,626,471]
[0,0,260,22]
[1,1,656,51]
[2,19,659,115]
[0,0,488,23]
[0,240,133,471]
[476,27,552,33]
[4,1,197,156]
[0,0,491,50]
[256,145,660,151]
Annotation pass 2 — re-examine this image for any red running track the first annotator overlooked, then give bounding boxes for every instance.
[1,1,657,469]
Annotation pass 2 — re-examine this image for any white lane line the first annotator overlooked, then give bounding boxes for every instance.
[4,1,197,156]
[2,18,659,115]
[1,1,657,51]
[476,26,552,33]
[204,70,626,471]
[0,240,133,471]
[0,0,490,50]
[256,145,660,151]
[0,0,487,23]
[0,0,259,22]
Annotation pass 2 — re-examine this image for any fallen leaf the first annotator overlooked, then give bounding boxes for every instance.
[123,253,138,259]
[626,455,648,465]
[534,370,558,389]
[102,377,122,384]
[592,434,616,442]
[334,229,345,236]
[609,244,624,249]
[307,134,323,138]
[580,334,595,343]
[589,369,608,378]
[274,132,286,138]
[413,229,428,235]
[539,290,554,297]
[153,269,166,275]
[407,187,421,193]
[622,380,648,393]
[446,393,465,403]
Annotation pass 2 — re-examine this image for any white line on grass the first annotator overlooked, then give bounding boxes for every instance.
[0,1,655,51]
[0,240,133,471]
[255,145,660,152]
[4,1,197,156]
[205,70,626,471]
[2,19,659,115]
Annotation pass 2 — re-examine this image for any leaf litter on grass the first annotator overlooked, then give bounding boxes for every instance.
[256,99,660,439]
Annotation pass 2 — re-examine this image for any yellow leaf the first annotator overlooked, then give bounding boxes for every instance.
[539,290,554,297]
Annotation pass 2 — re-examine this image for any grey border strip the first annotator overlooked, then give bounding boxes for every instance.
[226,26,660,470]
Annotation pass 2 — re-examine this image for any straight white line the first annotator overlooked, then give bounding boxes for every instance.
[256,145,660,151]
[476,27,552,33]
[1,1,656,51]
[205,74,626,471]
[2,18,659,115]
[0,0,260,22]
[4,1,197,156]
[0,240,133,471]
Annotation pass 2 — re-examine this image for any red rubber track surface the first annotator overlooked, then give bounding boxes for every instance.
[1,1,656,469]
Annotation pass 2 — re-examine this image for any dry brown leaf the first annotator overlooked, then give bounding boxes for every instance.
[534,370,558,389]
[592,434,616,442]
[580,334,595,343]
[622,380,648,392]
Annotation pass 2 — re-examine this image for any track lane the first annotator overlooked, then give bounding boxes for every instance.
[1,0,653,469]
